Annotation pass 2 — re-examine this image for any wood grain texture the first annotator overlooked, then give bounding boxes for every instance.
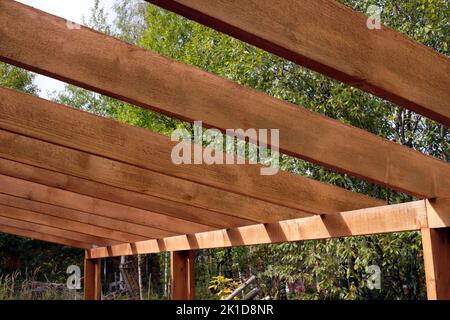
[147,0,450,127]
[171,250,195,300]
[84,255,102,300]
[0,173,207,237]
[0,204,123,246]
[88,201,427,258]
[0,159,254,229]
[421,228,450,300]
[1,1,447,198]
[426,198,450,228]
[0,88,384,215]
[0,224,90,249]
[0,193,147,243]
[0,130,313,223]
[0,215,104,247]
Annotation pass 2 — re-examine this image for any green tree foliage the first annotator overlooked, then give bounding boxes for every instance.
[208,276,241,300]
[0,63,37,94]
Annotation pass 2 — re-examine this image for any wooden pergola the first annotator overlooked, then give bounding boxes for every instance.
[0,0,449,300]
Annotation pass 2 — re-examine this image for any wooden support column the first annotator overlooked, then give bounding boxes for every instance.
[84,252,102,300]
[171,250,195,300]
[421,228,450,300]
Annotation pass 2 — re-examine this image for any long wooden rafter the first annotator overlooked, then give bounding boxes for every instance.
[0,214,112,247]
[0,174,211,237]
[0,224,91,249]
[0,158,254,229]
[0,130,309,223]
[88,200,429,259]
[147,0,450,127]
[1,1,449,201]
[0,192,167,241]
[0,88,384,217]
[0,201,143,244]
[0,205,123,246]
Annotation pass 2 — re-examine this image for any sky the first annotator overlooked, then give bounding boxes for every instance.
[15,0,116,98]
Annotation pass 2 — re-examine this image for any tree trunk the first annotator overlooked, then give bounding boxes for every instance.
[137,254,144,300]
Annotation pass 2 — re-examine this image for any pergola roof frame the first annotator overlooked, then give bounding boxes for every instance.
[0,0,448,300]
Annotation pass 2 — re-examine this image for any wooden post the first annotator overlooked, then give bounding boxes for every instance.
[84,252,102,300]
[421,228,450,300]
[171,250,195,300]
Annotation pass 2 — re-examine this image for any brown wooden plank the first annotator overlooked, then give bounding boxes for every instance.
[0,224,90,249]
[0,173,207,236]
[147,0,450,127]
[0,192,150,242]
[84,255,102,300]
[0,2,448,198]
[421,228,450,300]
[0,158,254,229]
[0,215,106,246]
[171,250,195,300]
[89,201,427,258]
[0,87,384,215]
[0,130,323,223]
[0,204,124,246]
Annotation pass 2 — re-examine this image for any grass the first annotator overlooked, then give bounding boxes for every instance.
[0,269,82,300]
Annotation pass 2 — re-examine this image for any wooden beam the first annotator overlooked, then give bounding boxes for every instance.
[0,88,384,216]
[0,224,91,249]
[0,193,152,242]
[0,2,449,198]
[0,204,121,246]
[84,254,102,300]
[0,129,370,225]
[0,173,208,237]
[88,201,427,259]
[171,250,195,300]
[0,158,254,229]
[0,215,102,246]
[147,0,450,127]
[421,228,450,300]
[0,196,145,243]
